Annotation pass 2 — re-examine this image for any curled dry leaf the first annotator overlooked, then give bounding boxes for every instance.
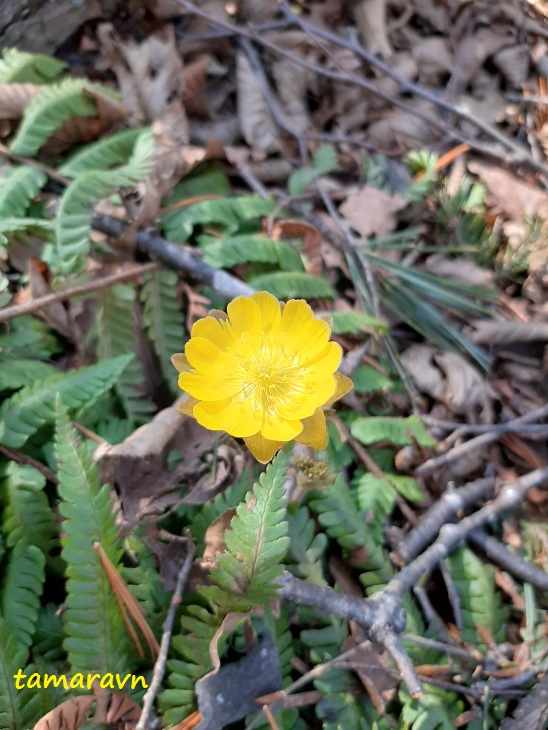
[493,45,529,88]
[339,186,407,239]
[434,351,495,423]
[236,50,280,157]
[411,37,453,85]
[33,696,95,730]
[201,508,237,569]
[424,253,494,288]
[182,55,212,119]
[237,0,278,23]
[0,82,41,118]
[353,0,392,57]
[367,102,441,151]
[271,219,323,276]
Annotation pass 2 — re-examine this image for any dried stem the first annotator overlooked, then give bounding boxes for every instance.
[136,538,196,730]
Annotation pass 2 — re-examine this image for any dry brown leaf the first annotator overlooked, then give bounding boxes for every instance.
[183,55,212,119]
[271,219,323,276]
[27,258,76,342]
[237,0,278,23]
[33,696,95,730]
[367,103,441,151]
[339,187,407,239]
[401,344,446,402]
[353,0,392,57]
[411,37,453,85]
[424,253,494,288]
[0,83,41,119]
[493,45,529,88]
[451,28,514,91]
[465,320,548,345]
[201,508,237,569]
[236,50,280,157]
[468,161,548,223]
[434,351,494,423]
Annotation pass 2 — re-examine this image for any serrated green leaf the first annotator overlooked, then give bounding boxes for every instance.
[350,414,437,448]
[0,165,47,218]
[288,145,338,196]
[200,234,304,271]
[1,543,45,653]
[0,48,66,83]
[249,272,335,300]
[59,127,146,177]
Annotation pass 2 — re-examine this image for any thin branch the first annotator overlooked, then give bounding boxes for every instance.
[416,404,548,477]
[392,476,496,566]
[0,263,159,324]
[421,415,548,437]
[468,529,548,592]
[136,538,196,730]
[91,213,254,300]
[0,444,58,484]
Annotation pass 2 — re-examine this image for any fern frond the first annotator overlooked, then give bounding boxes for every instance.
[34,604,65,663]
[307,475,393,594]
[54,130,154,272]
[55,400,131,675]
[249,272,335,300]
[59,127,146,177]
[445,547,508,649]
[0,316,61,361]
[204,448,290,610]
[140,269,185,394]
[0,48,66,83]
[0,353,132,448]
[159,604,219,724]
[0,462,58,555]
[9,78,98,155]
[97,285,156,424]
[350,415,437,448]
[161,195,276,243]
[0,618,37,730]
[200,234,304,271]
[0,165,47,217]
[1,543,45,653]
[287,507,328,586]
[351,364,395,394]
[325,310,388,336]
[300,615,349,664]
[0,359,57,392]
[354,473,424,516]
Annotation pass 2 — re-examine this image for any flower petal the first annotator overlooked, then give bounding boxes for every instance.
[281,300,330,362]
[194,397,262,437]
[191,316,235,350]
[305,341,342,375]
[324,372,354,407]
[243,433,284,464]
[297,408,328,450]
[184,336,227,375]
[227,295,261,335]
[276,377,335,420]
[178,371,241,400]
[261,411,303,441]
[250,291,281,331]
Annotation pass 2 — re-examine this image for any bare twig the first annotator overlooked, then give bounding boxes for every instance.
[421,416,548,438]
[0,443,58,484]
[416,404,548,477]
[0,263,159,324]
[136,538,196,730]
[392,476,496,565]
[91,213,254,300]
[468,529,548,592]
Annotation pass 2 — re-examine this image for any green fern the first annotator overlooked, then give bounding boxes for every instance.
[287,506,328,586]
[300,615,349,664]
[200,234,304,271]
[159,604,220,724]
[33,604,65,663]
[97,285,156,424]
[398,686,464,730]
[10,78,99,156]
[161,195,275,243]
[0,463,57,555]
[354,472,424,514]
[1,543,45,653]
[249,272,335,300]
[0,359,57,392]
[445,547,508,649]
[288,144,338,196]
[350,414,437,448]
[0,316,61,361]
[203,448,290,610]
[0,353,132,448]
[59,127,146,177]
[55,400,131,675]
[140,269,185,394]
[322,310,388,336]
[0,619,42,730]
[352,364,395,394]
[54,130,154,272]
[0,218,53,259]
[0,48,66,83]
[0,165,47,217]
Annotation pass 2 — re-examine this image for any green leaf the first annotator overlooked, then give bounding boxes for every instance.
[59,127,146,177]
[0,618,42,730]
[352,364,395,394]
[55,130,154,272]
[325,310,388,335]
[0,165,47,218]
[0,48,66,83]
[0,463,58,555]
[163,163,232,204]
[287,507,327,586]
[161,195,275,243]
[0,316,61,361]
[350,414,437,448]
[288,145,338,195]
[0,359,58,392]
[97,285,156,424]
[0,353,132,448]
[1,543,45,654]
[200,234,304,271]
[55,400,131,675]
[249,272,335,300]
[10,79,98,156]
[445,547,508,649]
[140,269,185,395]
[204,448,290,610]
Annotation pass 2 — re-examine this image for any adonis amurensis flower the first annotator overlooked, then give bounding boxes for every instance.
[172,291,353,463]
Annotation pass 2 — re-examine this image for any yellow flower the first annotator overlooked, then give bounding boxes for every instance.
[172,291,353,463]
